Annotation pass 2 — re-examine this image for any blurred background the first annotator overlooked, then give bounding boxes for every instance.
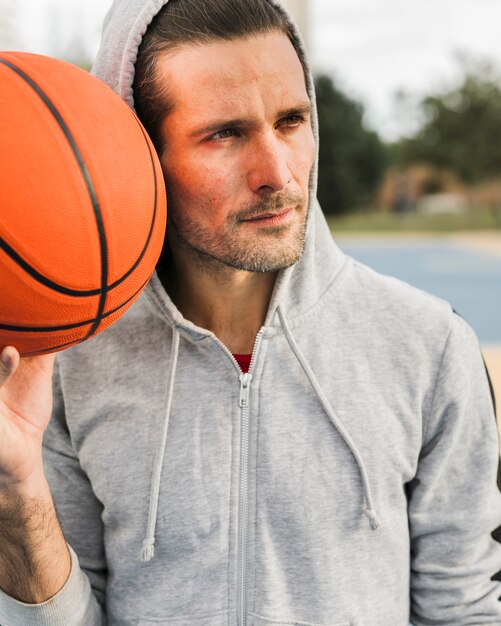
[1,0,500,415]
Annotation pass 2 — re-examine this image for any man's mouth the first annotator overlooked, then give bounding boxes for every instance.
[241,208,294,226]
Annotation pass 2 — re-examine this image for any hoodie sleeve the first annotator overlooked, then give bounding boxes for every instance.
[0,546,104,626]
[408,313,501,624]
[0,361,106,626]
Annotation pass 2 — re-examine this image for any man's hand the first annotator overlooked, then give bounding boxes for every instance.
[0,345,71,604]
[0,346,56,492]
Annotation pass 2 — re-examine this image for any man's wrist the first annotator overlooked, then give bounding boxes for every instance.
[0,466,50,502]
[0,471,71,604]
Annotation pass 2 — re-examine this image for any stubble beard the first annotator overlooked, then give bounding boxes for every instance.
[167,191,309,275]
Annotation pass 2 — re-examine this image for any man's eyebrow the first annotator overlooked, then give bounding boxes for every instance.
[189,102,312,138]
[277,103,312,119]
[189,118,249,138]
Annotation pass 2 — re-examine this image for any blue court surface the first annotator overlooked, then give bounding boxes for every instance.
[336,236,501,344]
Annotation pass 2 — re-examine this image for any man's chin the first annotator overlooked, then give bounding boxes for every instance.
[167,215,307,274]
[221,240,306,273]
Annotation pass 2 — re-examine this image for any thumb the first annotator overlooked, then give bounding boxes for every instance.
[0,346,21,388]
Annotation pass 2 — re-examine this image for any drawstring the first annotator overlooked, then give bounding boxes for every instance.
[140,325,181,562]
[139,308,379,564]
[277,306,381,531]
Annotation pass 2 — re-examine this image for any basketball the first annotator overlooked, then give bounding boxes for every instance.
[0,52,167,357]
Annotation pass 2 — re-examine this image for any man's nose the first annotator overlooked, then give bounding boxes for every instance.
[247,134,292,193]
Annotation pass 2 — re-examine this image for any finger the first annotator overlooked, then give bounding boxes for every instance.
[0,346,21,385]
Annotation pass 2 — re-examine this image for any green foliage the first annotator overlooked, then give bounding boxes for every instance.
[393,59,501,183]
[314,74,386,215]
[327,207,501,233]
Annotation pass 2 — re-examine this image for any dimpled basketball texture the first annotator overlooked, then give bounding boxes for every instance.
[0,52,167,356]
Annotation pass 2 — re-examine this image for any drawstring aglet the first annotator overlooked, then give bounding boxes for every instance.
[140,537,155,562]
[364,508,381,531]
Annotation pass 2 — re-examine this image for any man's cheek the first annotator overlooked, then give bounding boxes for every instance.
[197,171,233,204]
[300,149,316,188]
[304,135,317,170]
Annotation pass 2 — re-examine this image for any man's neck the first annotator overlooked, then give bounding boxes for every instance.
[159,246,277,355]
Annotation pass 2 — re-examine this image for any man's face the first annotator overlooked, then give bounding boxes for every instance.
[157,31,316,273]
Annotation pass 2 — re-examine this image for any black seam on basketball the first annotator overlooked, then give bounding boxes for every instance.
[13,274,152,355]
[0,238,101,297]
[105,112,160,291]
[0,56,108,335]
[21,337,82,357]
[0,57,162,301]
[0,274,151,333]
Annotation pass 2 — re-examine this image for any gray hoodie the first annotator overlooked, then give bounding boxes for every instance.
[1,1,501,625]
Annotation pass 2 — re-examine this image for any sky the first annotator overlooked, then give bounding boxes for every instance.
[4,0,501,141]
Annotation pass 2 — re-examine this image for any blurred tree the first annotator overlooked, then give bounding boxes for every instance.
[314,74,386,214]
[393,57,501,184]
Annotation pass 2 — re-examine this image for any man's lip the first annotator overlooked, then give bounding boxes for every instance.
[241,208,293,221]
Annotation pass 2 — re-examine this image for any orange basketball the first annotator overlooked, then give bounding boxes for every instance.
[0,52,167,357]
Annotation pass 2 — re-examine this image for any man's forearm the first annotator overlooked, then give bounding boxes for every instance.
[0,477,71,603]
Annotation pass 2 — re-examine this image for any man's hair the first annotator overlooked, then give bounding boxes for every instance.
[133,0,301,154]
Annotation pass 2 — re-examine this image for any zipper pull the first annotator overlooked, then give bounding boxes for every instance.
[239,373,253,408]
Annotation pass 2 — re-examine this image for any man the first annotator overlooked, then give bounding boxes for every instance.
[1,1,500,624]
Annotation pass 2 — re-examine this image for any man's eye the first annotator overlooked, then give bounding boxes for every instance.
[211,128,238,140]
[280,115,304,128]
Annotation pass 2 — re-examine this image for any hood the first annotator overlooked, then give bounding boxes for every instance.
[91,1,378,564]
[92,0,346,325]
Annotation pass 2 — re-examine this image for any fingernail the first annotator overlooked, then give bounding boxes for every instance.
[1,351,10,368]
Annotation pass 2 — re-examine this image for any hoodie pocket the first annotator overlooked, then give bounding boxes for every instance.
[138,610,229,625]
[251,614,350,626]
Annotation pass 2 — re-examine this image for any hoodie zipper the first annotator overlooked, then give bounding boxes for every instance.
[214,330,264,626]
[237,330,263,626]
[238,371,252,626]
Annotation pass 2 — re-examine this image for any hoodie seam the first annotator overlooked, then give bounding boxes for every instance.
[135,609,230,623]
[119,0,169,106]
[422,309,455,445]
[143,279,214,342]
[250,611,350,626]
[251,348,267,619]
[277,254,352,330]
[227,382,235,623]
[143,280,180,327]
